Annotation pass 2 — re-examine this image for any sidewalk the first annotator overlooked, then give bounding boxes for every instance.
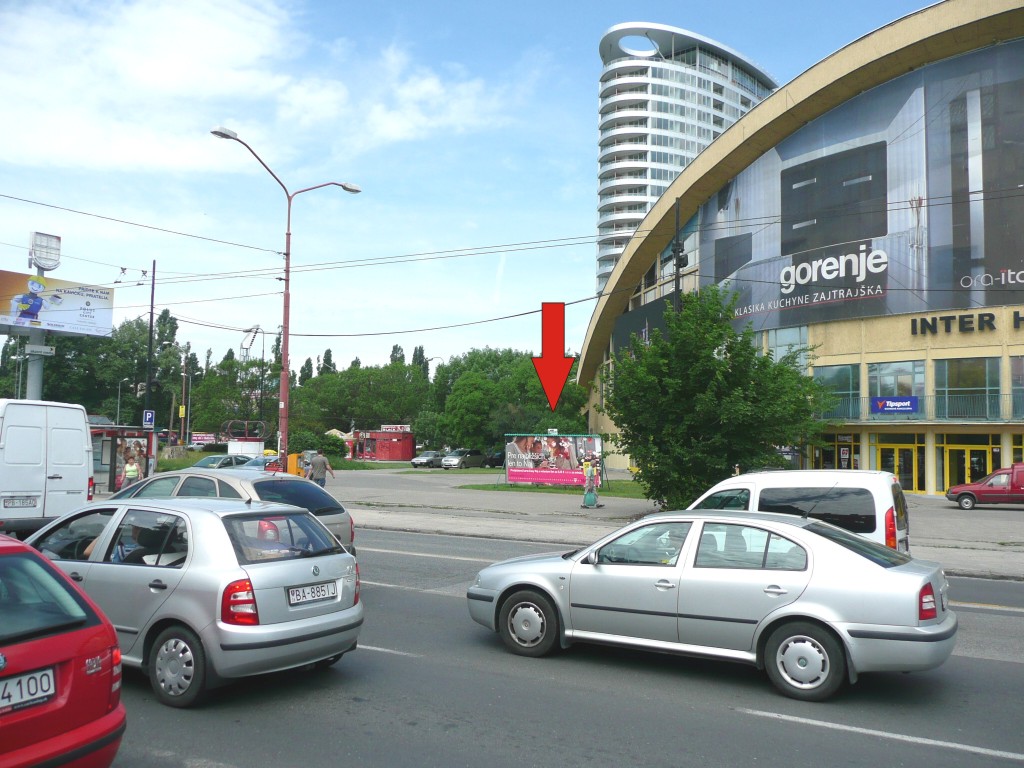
[339,477,1023,581]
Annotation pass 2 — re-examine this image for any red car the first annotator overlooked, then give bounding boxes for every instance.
[0,534,126,768]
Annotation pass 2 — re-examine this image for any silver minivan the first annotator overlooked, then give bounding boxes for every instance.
[688,469,910,551]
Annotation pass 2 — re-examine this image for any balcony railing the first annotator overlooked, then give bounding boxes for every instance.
[819,394,1024,422]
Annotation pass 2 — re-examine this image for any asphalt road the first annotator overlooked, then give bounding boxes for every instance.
[110,528,1024,768]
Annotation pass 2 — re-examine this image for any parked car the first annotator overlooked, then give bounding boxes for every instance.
[484,449,505,468]
[186,442,207,451]
[945,462,1024,509]
[27,499,363,708]
[411,451,444,468]
[0,534,126,766]
[467,509,956,701]
[232,456,284,472]
[442,448,485,470]
[688,469,910,551]
[192,454,251,469]
[107,469,354,553]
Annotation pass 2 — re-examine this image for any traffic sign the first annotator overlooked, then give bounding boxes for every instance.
[143,410,155,430]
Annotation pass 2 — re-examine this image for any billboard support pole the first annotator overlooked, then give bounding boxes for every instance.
[24,265,46,400]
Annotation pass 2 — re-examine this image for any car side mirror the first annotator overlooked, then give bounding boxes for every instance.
[583,550,598,565]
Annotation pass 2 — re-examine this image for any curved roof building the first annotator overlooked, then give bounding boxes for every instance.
[581,0,1024,495]
[596,23,778,292]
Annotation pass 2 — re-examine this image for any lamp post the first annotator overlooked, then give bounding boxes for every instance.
[115,377,130,424]
[211,126,360,464]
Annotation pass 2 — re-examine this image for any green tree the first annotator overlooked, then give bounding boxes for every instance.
[602,286,834,509]
[389,345,405,365]
[319,349,336,375]
[298,358,314,386]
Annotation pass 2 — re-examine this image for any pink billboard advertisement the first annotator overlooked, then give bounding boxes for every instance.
[505,434,603,487]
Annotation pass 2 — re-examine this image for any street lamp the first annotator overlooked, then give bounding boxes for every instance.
[211,126,360,464]
[115,377,130,424]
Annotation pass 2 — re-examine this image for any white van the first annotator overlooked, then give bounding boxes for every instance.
[0,400,93,538]
[688,469,910,551]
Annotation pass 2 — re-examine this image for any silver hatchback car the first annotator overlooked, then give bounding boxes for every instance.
[28,499,363,708]
[467,510,956,701]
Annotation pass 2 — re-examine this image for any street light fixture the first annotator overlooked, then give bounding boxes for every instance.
[116,377,130,425]
[211,126,360,464]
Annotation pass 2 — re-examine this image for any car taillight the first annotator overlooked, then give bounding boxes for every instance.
[109,646,122,711]
[88,476,95,501]
[885,506,897,549]
[919,583,937,621]
[354,563,360,606]
[349,517,355,547]
[221,579,260,625]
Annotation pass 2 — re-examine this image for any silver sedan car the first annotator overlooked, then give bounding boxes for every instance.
[111,469,354,553]
[467,510,957,701]
[28,499,363,708]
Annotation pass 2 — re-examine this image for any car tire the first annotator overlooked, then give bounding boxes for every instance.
[764,621,846,702]
[498,589,560,658]
[149,625,208,708]
[957,494,976,511]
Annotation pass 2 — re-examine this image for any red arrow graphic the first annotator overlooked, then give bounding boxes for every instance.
[532,302,575,411]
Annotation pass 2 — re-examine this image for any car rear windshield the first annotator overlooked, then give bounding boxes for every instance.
[250,478,344,513]
[0,552,101,644]
[223,512,343,564]
[805,522,912,567]
[757,487,876,533]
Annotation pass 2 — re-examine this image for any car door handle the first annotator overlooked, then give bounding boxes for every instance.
[68,571,83,582]
[47,474,63,480]
[148,580,168,590]
[654,579,677,590]
[764,585,788,595]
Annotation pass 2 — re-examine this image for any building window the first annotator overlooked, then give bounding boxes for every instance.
[934,358,1000,419]
[764,327,807,369]
[868,360,924,397]
[1011,358,1024,418]
[814,364,860,419]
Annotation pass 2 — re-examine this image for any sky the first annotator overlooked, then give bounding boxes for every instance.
[0,0,937,375]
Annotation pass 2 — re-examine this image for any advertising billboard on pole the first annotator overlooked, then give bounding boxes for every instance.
[0,270,114,337]
[504,434,603,487]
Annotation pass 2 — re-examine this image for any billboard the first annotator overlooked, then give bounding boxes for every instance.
[687,39,1024,333]
[505,434,603,487]
[0,270,114,337]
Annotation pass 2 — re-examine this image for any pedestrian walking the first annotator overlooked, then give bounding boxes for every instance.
[306,448,335,488]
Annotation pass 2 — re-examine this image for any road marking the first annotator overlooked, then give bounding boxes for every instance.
[361,579,465,597]
[357,546,494,563]
[737,708,1024,762]
[950,600,1024,614]
[358,644,423,658]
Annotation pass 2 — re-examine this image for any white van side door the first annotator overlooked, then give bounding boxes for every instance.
[45,404,92,516]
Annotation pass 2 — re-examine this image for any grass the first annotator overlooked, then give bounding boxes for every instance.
[461,477,647,499]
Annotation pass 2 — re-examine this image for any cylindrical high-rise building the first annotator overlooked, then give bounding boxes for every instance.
[597,23,777,293]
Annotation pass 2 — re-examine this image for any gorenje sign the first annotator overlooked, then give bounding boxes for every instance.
[779,247,888,295]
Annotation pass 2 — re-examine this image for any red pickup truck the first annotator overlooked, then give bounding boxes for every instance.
[945,463,1024,509]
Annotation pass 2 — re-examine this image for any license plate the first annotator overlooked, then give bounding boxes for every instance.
[2,497,37,509]
[0,667,56,715]
[288,581,338,605]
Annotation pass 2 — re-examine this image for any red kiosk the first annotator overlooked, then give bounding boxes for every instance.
[351,425,416,461]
